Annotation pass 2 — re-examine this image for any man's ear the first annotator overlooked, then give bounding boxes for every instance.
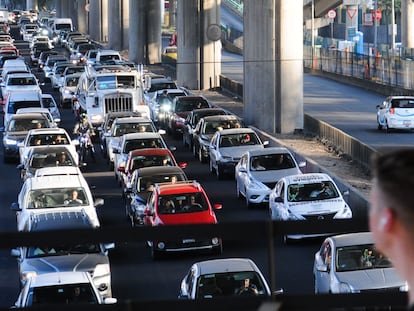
[379,207,394,231]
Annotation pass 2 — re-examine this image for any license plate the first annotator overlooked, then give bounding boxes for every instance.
[182,239,195,244]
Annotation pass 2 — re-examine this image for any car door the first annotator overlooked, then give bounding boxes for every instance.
[235,154,248,197]
[376,100,389,125]
[269,180,286,220]
[314,240,332,293]
[209,132,219,170]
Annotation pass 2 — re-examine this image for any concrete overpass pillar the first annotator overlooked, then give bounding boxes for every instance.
[101,0,108,43]
[147,0,162,64]
[177,0,221,90]
[89,0,100,41]
[244,0,303,134]
[26,0,38,10]
[55,0,62,18]
[75,0,88,33]
[169,0,176,27]
[129,0,146,64]
[108,0,122,50]
[121,0,129,51]
[401,0,414,48]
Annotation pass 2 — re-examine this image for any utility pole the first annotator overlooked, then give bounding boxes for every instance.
[374,0,378,55]
[391,0,395,55]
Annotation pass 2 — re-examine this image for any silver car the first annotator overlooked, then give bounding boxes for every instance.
[313,232,408,294]
[178,258,277,299]
[235,147,305,208]
[209,128,268,180]
[11,210,114,299]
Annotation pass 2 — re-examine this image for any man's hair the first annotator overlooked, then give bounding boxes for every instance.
[371,148,414,230]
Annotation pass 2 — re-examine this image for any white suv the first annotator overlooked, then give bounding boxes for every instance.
[11,166,103,232]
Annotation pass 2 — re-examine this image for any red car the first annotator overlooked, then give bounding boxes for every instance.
[117,148,187,191]
[143,181,222,259]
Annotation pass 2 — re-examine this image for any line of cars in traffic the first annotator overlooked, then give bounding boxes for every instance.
[0,13,408,306]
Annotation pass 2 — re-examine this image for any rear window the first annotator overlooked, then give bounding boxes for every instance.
[175,98,209,112]
[391,99,414,108]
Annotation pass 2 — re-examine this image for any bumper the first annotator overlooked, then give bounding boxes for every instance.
[93,274,112,299]
[3,144,20,160]
[246,189,271,204]
[152,237,222,253]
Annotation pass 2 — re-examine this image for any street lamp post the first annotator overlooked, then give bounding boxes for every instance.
[374,0,378,56]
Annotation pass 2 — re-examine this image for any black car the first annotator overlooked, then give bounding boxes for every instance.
[192,114,244,163]
[124,166,188,226]
[182,107,228,150]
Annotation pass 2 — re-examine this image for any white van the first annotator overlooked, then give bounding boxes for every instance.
[3,91,42,126]
[52,18,73,36]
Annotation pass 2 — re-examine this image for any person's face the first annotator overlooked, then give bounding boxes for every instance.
[60,154,66,161]
[72,191,78,199]
[244,279,250,287]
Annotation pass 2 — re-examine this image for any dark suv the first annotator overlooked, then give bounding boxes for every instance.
[166,95,211,137]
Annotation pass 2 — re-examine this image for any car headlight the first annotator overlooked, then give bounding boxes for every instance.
[219,155,232,162]
[94,264,110,278]
[22,271,37,282]
[160,104,171,112]
[339,282,352,293]
[334,204,353,219]
[4,138,18,145]
[90,114,103,123]
[400,283,409,292]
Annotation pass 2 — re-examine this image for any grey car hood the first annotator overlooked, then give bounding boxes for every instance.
[219,145,264,158]
[337,268,405,291]
[21,253,108,274]
[251,168,302,183]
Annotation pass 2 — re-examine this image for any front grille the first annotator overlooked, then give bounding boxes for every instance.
[303,212,337,220]
[104,93,133,112]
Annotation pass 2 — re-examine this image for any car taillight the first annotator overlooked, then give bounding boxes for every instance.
[389,108,395,114]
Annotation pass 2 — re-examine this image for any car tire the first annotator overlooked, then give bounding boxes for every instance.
[209,159,215,174]
[236,184,243,199]
[109,161,114,171]
[216,164,225,180]
[198,148,206,163]
[182,134,187,148]
[314,277,319,294]
[192,143,197,158]
[245,189,253,208]
[212,243,223,255]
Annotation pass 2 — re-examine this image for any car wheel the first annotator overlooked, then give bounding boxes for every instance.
[385,120,390,133]
[314,277,319,294]
[209,159,215,174]
[216,164,225,180]
[109,161,114,171]
[192,143,197,158]
[182,134,187,148]
[245,190,253,209]
[236,184,243,199]
[198,148,206,163]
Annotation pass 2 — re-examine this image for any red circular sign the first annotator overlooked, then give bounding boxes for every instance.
[373,10,382,21]
[327,10,336,19]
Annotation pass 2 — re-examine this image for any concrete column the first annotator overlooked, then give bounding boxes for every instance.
[76,0,88,33]
[101,0,108,43]
[121,0,129,50]
[344,5,358,40]
[401,0,414,48]
[169,0,176,27]
[244,0,303,134]
[177,0,221,90]
[129,0,146,64]
[147,0,162,64]
[55,0,62,17]
[26,0,38,10]
[200,0,221,89]
[108,0,122,50]
[89,0,101,41]
[177,0,199,89]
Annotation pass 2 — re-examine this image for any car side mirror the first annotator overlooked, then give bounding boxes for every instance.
[178,162,187,169]
[117,166,125,173]
[94,198,104,207]
[11,202,21,211]
[316,263,328,272]
[144,208,153,216]
[238,167,246,173]
[213,203,222,210]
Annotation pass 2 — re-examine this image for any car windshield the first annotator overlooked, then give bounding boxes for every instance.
[113,122,155,136]
[65,76,80,87]
[196,271,267,298]
[29,151,74,171]
[250,154,296,171]
[130,155,174,171]
[158,192,209,214]
[28,134,69,146]
[97,75,135,90]
[175,99,209,112]
[203,120,240,134]
[148,82,177,93]
[219,133,260,147]
[8,119,47,132]
[27,243,101,258]
[124,138,163,153]
[28,188,89,208]
[336,244,392,272]
[8,101,41,114]
[28,283,98,305]
[287,182,339,202]
[9,77,37,85]
[137,174,186,192]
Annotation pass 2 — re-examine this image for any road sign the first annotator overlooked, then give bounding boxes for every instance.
[327,9,336,19]
[373,10,382,21]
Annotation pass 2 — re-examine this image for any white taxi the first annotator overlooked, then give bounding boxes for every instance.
[269,173,352,240]
[377,95,414,131]
[11,166,103,231]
